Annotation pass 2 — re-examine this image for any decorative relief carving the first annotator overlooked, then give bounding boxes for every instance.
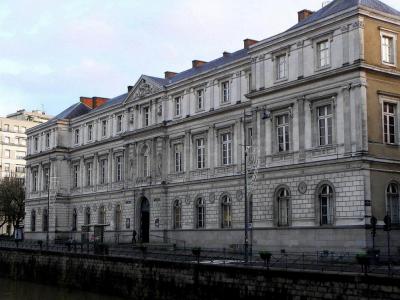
[107,202,112,211]
[209,192,215,204]
[185,195,190,205]
[133,80,161,98]
[236,190,243,202]
[298,182,307,194]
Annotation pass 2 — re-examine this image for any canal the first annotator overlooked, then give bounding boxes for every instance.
[0,277,126,300]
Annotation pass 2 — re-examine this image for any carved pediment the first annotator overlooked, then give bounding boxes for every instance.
[126,75,165,103]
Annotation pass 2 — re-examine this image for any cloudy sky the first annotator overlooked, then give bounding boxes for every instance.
[1,0,399,117]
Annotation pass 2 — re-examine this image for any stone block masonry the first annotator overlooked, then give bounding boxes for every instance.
[0,248,399,300]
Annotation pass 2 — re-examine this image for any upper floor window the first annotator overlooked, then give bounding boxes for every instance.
[74,129,80,145]
[116,115,123,132]
[73,165,79,188]
[174,144,183,173]
[13,125,18,133]
[221,81,230,103]
[317,104,333,146]
[196,89,204,111]
[318,184,334,225]
[381,31,397,66]
[4,150,10,158]
[386,182,399,224]
[87,124,93,141]
[143,107,150,127]
[43,167,50,191]
[248,73,252,93]
[115,156,123,182]
[3,124,9,132]
[100,159,108,184]
[221,195,232,228]
[317,40,330,69]
[45,132,50,148]
[141,145,150,177]
[173,200,182,229]
[16,165,25,173]
[196,138,206,169]
[276,54,287,80]
[86,162,93,186]
[276,114,290,152]
[16,151,25,159]
[20,127,26,133]
[221,132,232,165]
[101,120,107,137]
[174,96,182,117]
[32,169,38,191]
[383,102,397,144]
[34,137,38,150]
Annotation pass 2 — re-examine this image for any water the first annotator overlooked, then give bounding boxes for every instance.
[0,277,126,300]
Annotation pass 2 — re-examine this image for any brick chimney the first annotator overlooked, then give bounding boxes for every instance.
[243,38,258,49]
[128,85,133,92]
[192,60,207,68]
[298,9,313,22]
[223,51,231,58]
[80,97,108,109]
[165,71,178,79]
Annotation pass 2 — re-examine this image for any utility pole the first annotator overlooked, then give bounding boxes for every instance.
[243,109,249,263]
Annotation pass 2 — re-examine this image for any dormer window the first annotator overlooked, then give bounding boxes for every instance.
[174,96,182,117]
[221,81,230,103]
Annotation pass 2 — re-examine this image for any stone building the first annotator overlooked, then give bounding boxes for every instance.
[25,0,400,252]
[0,110,52,235]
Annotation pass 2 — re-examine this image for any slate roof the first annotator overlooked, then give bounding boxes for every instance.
[289,0,400,31]
[51,102,91,122]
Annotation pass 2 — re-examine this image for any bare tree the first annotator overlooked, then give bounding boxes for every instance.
[0,176,25,234]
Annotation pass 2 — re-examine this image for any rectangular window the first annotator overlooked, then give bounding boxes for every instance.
[43,167,49,191]
[13,125,18,133]
[174,96,181,116]
[20,127,26,133]
[276,54,287,80]
[317,105,333,146]
[101,120,107,137]
[276,114,290,152]
[248,73,252,93]
[196,138,205,169]
[3,124,9,132]
[16,165,25,173]
[16,151,25,159]
[197,90,204,111]
[116,115,123,132]
[247,127,253,147]
[73,165,79,188]
[88,124,93,141]
[143,107,149,127]
[143,155,149,177]
[382,35,395,65]
[383,102,397,144]
[174,144,183,173]
[21,138,26,146]
[221,133,232,165]
[221,81,230,103]
[74,129,80,145]
[100,159,107,184]
[4,163,10,172]
[317,40,330,68]
[45,132,50,148]
[34,137,38,150]
[86,162,92,186]
[116,156,123,182]
[32,170,38,191]
[4,150,10,158]
[5,137,10,144]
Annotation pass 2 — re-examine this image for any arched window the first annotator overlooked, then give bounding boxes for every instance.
[318,184,334,225]
[84,207,91,225]
[98,205,106,224]
[42,208,48,232]
[115,204,122,231]
[221,195,232,228]
[387,182,399,224]
[196,197,205,229]
[31,210,36,232]
[141,145,150,178]
[72,208,77,231]
[173,200,181,229]
[277,188,290,226]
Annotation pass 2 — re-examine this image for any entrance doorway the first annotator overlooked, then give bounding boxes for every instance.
[140,197,150,243]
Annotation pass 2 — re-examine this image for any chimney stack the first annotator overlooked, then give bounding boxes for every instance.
[223,51,231,58]
[128,85,134,92]
[192,60,207,68]
[80,97,108,109]
[243,38,258,49]
[164,71,178,79]
[298,9,313,22]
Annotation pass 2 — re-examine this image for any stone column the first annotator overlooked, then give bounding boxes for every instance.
[297,97,306,161]
[185,130,191,179]
[342,85,352,154]
[297,41,304,79]
[341,25,350,65]
[208,126,215,170]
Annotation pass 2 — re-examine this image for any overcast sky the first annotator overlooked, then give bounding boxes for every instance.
[1,0,399,117]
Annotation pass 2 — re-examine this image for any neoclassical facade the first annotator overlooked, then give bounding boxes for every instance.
[25,0,400,252]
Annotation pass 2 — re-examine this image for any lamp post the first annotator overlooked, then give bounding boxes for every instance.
[243,109,249,263]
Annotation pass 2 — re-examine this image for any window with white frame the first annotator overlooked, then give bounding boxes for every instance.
[317,40,330,68]
[4,136,10,144]
[196,197,205,229]
[86,162,92,186]
[174,96,182,117]
[221,132,232,165]
[100,159,107,184]
[101,119,107,137]
[16,165,25,173]
[174,144,183,173]
[221,81,230,103]
[115,156,123,182]
[16,151,25,159]
[317,104,333,146]
[386,182,399,224]
[116,115,123,132]
[276,54,287,80]
[173,200,182,229]
[73,165,79,188]
[196,89,204,111]
[383,102,397,144]
[143,107,150,127]
[4,150,10,158]
[276,114,290,152]
[20,127,26,133]
[381,31,397,65]
[45,132,50,148]
[196,138,205,169]
[87,124,93,141]
[74,129,80,145]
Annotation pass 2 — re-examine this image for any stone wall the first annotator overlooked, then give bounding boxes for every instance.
[0,247,399,300]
